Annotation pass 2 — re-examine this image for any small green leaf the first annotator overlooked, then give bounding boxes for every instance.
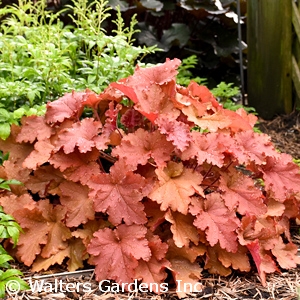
[0,269,24,280]
[0,254,13,266]
[0,109,11,123]
[0,123,11,140]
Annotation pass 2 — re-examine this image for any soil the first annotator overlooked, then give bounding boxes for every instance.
[5,112,300,300]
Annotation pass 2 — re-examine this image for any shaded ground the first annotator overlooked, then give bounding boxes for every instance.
[258,110,300,160]
[5,112,300,300]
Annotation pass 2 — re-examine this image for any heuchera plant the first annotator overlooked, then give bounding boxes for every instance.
[0,59,299,297]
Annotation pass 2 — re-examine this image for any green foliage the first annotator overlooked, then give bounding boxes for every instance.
[0,207,29,298]
[177,55,207,86]
[211,82,240,102]
[212,82,256,114]
[0,179,22,192]
[0,0,158,139]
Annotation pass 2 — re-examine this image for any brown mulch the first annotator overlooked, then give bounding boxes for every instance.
[5,112,300,300]
[257,110,300,160]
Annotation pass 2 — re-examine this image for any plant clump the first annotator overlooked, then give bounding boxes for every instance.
[0,59,299,298]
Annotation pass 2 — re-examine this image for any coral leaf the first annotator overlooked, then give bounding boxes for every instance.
[235,131,280,164]
[59,181,94,227]
[25,165,65,197]
[135,234,170,289]
[16,116,54,143]
[32,237,87,272]
[155,116,191,151]
[54,118,102,154]
[183,108,231,132]
[88,160,150,225]
[23,139,55,170]
[190,194,239,252]
[45,91,87,123]
[87,224,151,283]
[261,154,300,202]
[112,128,174,169]
[181,132,231,167]
[219,169,267,216]
[246,240,278,286]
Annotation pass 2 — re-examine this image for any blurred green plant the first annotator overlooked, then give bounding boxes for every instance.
[177,55,207,86]
[0,0,158,139]
[212,82,256,114]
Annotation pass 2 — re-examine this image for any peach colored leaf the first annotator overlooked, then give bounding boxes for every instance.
[261,154,300,202]
[14,201,71,266]
[0,125,34,163]
[54,118,102,154]
[237,215,279,247]
[144,199,167,231]
[32,237,88,272]
[235,107,258,128]
[165,210,199,247]
[88,160,150,225]
[59,181,95,227]
[25,165,65,197]
[212,243,251,272]
[0,194,36,216]
[166,240,206,272]
[49,148,99,172]
[73,219,111,247]
[266,198,286,217]
[221,109,254,132]
[183,108,231,132]
[81,88,102,108]
[169,258,202,298]
[219,169,267,216]
[16,116,55,143]
[129,58,181,86]
[2,159,31,188]
[149,161,204,214]
[190,194,240,252]
[135,234,170,288]
[23,139,55,170]
[271,237,300,269]
[87,224,151,283]
[204,246,231,276]
[112,128,174,169]
[112,59,180,122]
[45,91,87,123]
[133,83,176,121]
